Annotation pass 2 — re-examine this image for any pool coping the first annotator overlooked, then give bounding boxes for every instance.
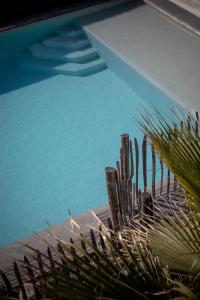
[144,0,200,37]
[1,0,199,36]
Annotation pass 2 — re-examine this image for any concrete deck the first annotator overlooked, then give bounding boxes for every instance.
[81,2,200,110]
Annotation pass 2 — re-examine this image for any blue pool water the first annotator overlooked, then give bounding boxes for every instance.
[0,21,180,247]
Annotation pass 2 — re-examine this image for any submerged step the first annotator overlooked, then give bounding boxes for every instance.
[29,43,100,63]
[42,36,90,50]
[17,52,107,77]
[57,28,84,38]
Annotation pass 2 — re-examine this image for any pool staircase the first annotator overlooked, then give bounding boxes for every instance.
[17,24,107,77]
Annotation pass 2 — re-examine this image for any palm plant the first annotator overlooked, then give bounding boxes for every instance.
[28,222,173,300]
[139,109,200,297]
[23,110,200,299]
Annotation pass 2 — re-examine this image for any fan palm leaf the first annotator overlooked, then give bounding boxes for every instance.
[149,210,200,273]
[138,109,200,289]
[139,109,200,213]
[27,224,172,300]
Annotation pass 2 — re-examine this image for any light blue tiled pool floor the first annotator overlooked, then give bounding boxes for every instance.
[0,61,146,247]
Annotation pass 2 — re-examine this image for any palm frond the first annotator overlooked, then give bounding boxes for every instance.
[27,223,173,300]
[149,209,200,274]
[139,109,200,213]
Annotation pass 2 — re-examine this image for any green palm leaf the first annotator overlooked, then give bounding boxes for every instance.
[138,109,200,291]
[149,210,200,273]
[139,109,200,213]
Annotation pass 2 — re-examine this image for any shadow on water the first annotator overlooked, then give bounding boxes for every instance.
[0,56,58,96]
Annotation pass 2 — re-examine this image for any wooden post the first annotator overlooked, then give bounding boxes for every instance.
[141,192,154,218]
[120,134,130,216]
[131,183,137,213]
[152,146,156,198]
[167,169,170,195]
[134,138,139,200]
[121,134,130,181]
[105,167,120,231]
[142,135,147,192]
[129,139,134,180]
[196,112,199,137]
[160,158,163,194]
[115,160,123,225]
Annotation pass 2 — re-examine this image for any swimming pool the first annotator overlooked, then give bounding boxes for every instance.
[0,9,180,247]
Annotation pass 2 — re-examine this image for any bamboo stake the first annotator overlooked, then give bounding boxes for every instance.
[167,169,170,195]
[196,112,199,137]
[115,161,123,225]
[121,134,130,181]
[105,167,120,231]
[142,135,147,192]
[121,134,130,215]
[160,158,163,194]
[134,138,139,200]
[129,139,134,180]
[152,146,156,197]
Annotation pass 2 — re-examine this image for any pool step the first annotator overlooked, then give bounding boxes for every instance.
[29,43,100,63]
[18,52,107,76]
[42,36,90,50]
[57,28,84,38]
[17,22,107,77]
